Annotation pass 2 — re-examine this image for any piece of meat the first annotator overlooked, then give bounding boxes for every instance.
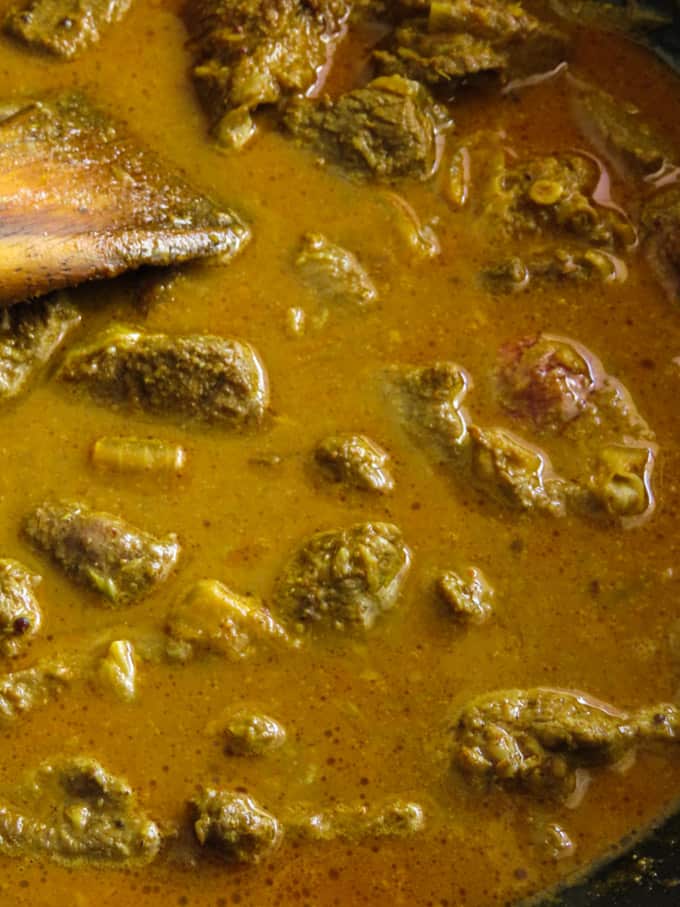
[0,659,72,720]
[23,500,180,605]
[284,75,449,181]
[484,153,632,249]
[209,709,287,756]
[275,522,411,631]
[295,234,378,308]
[572,83,676,179]
[166,579,295,661]
[427,0,539,40]
[496,334,654,442]
[482,246,626,290]
[496,334,601,431]
[5,0,132,59]
[191,789,282,863]
[452,687,680,796]
[386,361,470,455]
[374,26,507,85]
[58,327,269,427]
[186,0,350,147]
[0,296,81,402]
[374,1,567,86]
[469,426,575,516]
[0,756,160,864]
[0,92,250,306]
[436,566,493,624]
[315,434,394,493]
[0,559,42,657]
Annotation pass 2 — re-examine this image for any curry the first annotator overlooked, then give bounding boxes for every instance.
[0,0,679,905]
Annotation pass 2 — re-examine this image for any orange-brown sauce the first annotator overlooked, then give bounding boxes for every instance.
[0,2,679,904]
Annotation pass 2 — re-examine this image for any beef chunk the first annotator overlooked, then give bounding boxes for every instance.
[642,186,680,306]
[0,296,81,402]
[427,0,538,40]
[374,26,507,86]
[496,335,654,439]
[374,1,567,86]
[191,789,282,863]
[386,361,470,455]
[289,798,424,841]
[436,566,493,624]
[186,0,349,147]
[485,153,632,248]
[0,757,160,864]
[23,500,180,605]
[0,659,72,720]
[470,426,574,516]
[572,83,675,179]
[497,334,600,431]
[295,234,378,308]
[275,522,411,631]
[284,75,448,181]
[210,708,287,756]
[315,434,394,493]
[5,0,131,59]
[166,579,294,661]
[482,246,626,291]
[0,560,42,657]
[0,93,250,306]
[58,328,269,427]
[452,687,680,796]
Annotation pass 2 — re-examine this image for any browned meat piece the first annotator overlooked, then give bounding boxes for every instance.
[470,426,575,516]
[374,1,567,86]
[275,522,411,631]
[5,0,132,59]
[436,567,493,624]
[452,687,680,796]
[0,560,42,657]
[295,234,378,308]
[191,789,282,863]
[58,327,269,427]
[374,26,507,85]
[386,361,470,455]
[484,153,632,249]
[284,75,449,181]
[0,93,250,306]
[427,0,538,40]
[185,0,349,147]
[482,247,626,290]
[23,500,180,605]
[572,83,676,179]
[0,296,81,402]
[0,659,72,720]
[315,434,394,493]
[209,708,287,756]
[495,334,654,441]
[0,756,160,864]
[497,334,601,430]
